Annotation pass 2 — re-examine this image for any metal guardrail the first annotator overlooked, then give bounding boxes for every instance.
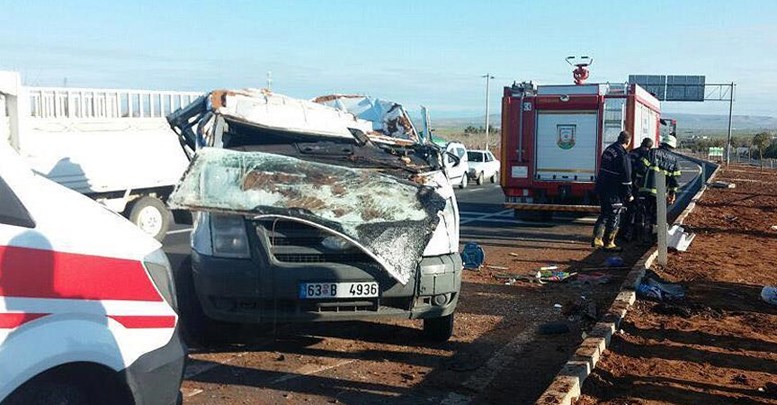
[27,87,201,119]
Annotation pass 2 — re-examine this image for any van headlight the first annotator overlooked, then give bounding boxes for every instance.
[210,214,251,259]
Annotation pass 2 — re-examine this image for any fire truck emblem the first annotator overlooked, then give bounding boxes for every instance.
[557,125,576,150]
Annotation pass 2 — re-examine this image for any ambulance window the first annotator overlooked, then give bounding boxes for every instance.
[0,176,35,228]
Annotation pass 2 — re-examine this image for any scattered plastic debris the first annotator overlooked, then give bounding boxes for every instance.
[537,269,576,282]
[709,181,736,189]
[487,265,510,270]
[553,303,563,309]
[668,225,696,252]
[771,225,777,231]
[540,265,558,271]
[461,242,485,270]
[604,256,624,267]
[761,286,777,306]
[575,272,612,285]
[637,270,686,302]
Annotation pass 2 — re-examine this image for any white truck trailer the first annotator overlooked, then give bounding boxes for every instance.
[0,71,200,240]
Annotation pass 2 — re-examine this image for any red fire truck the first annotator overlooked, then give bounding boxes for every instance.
[500,63,661,219]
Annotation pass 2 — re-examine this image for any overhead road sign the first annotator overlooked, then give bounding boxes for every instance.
[628,75,706,102]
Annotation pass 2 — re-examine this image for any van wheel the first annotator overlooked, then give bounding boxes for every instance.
[459,175,468,189]
[491,171,499,183]
[128,196,170,241]
[423,313,454,342]
[476,172,484,185]
[4,382,88,405]
[174,256,240,347]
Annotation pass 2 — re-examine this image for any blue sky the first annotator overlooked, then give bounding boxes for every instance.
[1,0,775,118]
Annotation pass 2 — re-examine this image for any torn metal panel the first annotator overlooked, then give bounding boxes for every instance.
[168,147,446,284]
[209,89,374,141]
[313,95,420,143]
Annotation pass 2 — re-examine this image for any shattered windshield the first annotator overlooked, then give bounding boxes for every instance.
[168,148,446,284]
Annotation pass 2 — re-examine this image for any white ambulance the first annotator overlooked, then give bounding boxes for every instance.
[0,141,184,404]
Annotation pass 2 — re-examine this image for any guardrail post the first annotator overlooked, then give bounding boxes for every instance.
[657,172,668,266]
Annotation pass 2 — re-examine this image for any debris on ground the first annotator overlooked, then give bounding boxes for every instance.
[761,286,777,306]
[636,270,686,302]
[486,265,509,270]
[667,224,696,252]
[709,180,736,188]
[461,242,485,270]
[574,272,612,285]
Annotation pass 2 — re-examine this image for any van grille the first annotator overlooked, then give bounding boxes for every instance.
[254,219,375,264]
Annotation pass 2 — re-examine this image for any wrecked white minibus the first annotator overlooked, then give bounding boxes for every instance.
[166,90,463,343]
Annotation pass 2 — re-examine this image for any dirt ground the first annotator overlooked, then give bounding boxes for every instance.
[578,165,777,405]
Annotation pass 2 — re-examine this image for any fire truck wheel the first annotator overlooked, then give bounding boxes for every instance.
[423,313,454,342]
[491,171,499,183]
[459,175,468,189]
[174,256,240,347]
[476,172,484,185]
[127,196,170,242]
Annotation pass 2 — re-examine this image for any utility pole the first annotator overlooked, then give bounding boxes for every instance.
[482,74,494,151]
[266,71,272,91]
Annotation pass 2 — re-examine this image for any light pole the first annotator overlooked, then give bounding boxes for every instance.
[482,74,494,151]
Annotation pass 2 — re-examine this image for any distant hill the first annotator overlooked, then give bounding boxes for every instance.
[429,113,777,133]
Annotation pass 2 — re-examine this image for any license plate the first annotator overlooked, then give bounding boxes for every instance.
[299,282,379,299]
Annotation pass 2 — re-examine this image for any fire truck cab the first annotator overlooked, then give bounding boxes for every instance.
[500,79,661,217]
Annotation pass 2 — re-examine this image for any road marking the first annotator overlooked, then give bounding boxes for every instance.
[271,359,355,384]
[182,388,203,398]
[440,324,541,405]
[184,352,247,379]
[460,209,514,225]
[166,228,193,235]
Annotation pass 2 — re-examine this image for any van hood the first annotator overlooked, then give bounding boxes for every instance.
[168,148,446,284]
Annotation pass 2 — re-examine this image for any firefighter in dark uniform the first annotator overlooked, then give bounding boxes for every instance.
[622,137,654,242]
[636,133,681,242]
[592,130,633,250]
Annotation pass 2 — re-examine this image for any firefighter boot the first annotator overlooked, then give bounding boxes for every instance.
[592,225,605,248]
[604,229,622,251]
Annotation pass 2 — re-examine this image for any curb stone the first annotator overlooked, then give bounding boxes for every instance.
[534,161,720,405]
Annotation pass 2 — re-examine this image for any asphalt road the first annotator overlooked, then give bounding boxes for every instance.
[161,155,702,404]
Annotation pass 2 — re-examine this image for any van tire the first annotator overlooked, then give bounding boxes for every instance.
[174,256,239,347]
[476,172,484,185]
[128,196,170,241]
[491,171,499,183]
[459,175,468,189]
[3,364,132,405]
[4,382,89,405]
[423,313,454,342]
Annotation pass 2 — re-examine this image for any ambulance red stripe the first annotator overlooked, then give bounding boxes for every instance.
[0,313,49,328]
[108,315,177,329]
[0,246,162,302]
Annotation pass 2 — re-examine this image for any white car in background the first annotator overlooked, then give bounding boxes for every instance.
[467,150,500,185]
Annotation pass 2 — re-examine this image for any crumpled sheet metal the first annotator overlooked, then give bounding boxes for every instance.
[313,95,419,142]
[168,148,446,284]
[210,89,373,140]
